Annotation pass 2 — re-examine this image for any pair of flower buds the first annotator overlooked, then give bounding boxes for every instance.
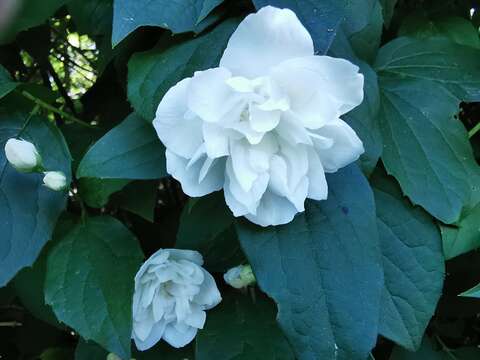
[4,138,67,191]
[132,248,255,351]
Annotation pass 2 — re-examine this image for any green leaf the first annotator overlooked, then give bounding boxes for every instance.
[75,339,108,360]
[378,77,478,224]
[342,0,384,62]
[77,113,166,180]
[399,15,480,49]
[132,342,194,360]
[328,28,383,175]
[176,192,244,272]
[343,61,382,175]
[127,19,238,121]
[13,245,60,327]
[252,0,345,54]
[379,0,398,27]
[45,216,144,359]
[79,178,130,208]
[372,170,444,351]
[441,203,480,260]
[236,165,383,360]
[390,337,480,359]
[0,65,18,99]
[112,0,224,46]
[459,282,480,299]
[375,37,480,102]
[0,111,71,286]
[196,292,295,360]
[111,180,158,222]
[0,0,68,43]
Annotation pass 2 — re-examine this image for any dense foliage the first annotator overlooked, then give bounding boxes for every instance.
[0,0,480,359]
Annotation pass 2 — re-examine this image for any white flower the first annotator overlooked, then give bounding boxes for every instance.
[153,6,365,227]
[132,249,221,350]
[4,138,42,172]
[224,264,255,289]
[43,171,67,191]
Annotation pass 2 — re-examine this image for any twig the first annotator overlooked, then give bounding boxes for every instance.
[20,90,95,128]
[0,321,22,327]
[468,122,480,138]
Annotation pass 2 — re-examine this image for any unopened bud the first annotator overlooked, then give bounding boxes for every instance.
[224,264,255,289]
[4,138,42,172]
[43,171,67,191]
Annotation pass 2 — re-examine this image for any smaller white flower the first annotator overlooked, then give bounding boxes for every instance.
[43,171,67,191]
[132,249,221,350]
[224,264,255,289]
[4,138,42,172]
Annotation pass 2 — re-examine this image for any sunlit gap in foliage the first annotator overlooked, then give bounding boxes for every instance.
[49,14,98,100]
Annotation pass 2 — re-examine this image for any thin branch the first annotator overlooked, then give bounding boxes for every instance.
[468,122,480,138]
[20,90,95,128]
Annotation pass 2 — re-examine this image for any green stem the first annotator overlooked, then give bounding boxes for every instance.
[20,90,95,128]
[468,122,480,138]
[18,104,40,137]
[435,335,458,360]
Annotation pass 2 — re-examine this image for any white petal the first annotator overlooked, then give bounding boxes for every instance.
[224,157,269,215]
[203,123,230,158]
[245,190,299,227]
[194,269,222,309]
[249,104,281,133]
[163,323,198,348]
[153,78,203,158]
[165,249,204,266]
[133,319,166,351]
[166,149,225,197]
[187,67,244,123]
[306,149,328,200]
[275,113,313,146]
[220,6,313,78]
[314,119,364,173]
[184,307,207,329]
[230,139,259,192]
[271,56,364,126]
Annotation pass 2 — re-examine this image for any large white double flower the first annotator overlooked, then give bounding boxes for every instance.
[153,6,365,226]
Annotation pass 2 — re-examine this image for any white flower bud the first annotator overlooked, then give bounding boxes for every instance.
[224,264,256,289]
[4,138,42,172]
[43,171,67,191]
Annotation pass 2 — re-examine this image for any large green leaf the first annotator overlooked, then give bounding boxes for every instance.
[127,19,237,121]
[78,178,130,208]
[196,292,295,359]
[1,0,68,43]
[379,0,398,27]
[0,111,71,286]
[375,37,480,102]
[252,0,345,53]
[390,337,480,359]
[0,65,18,99]
[378,77,478,224]
[75,339,108,360]
[111,180,158,222]
[328,29,383,175]
[45,216,144,359]
[342,0,383,62]
[112,0,224,46]
[237,165,383,360]
[372,171,444,351]
[399,15,480,49]
[76,113,166,180]
[441,203,480,260]
[176,192,244,272]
